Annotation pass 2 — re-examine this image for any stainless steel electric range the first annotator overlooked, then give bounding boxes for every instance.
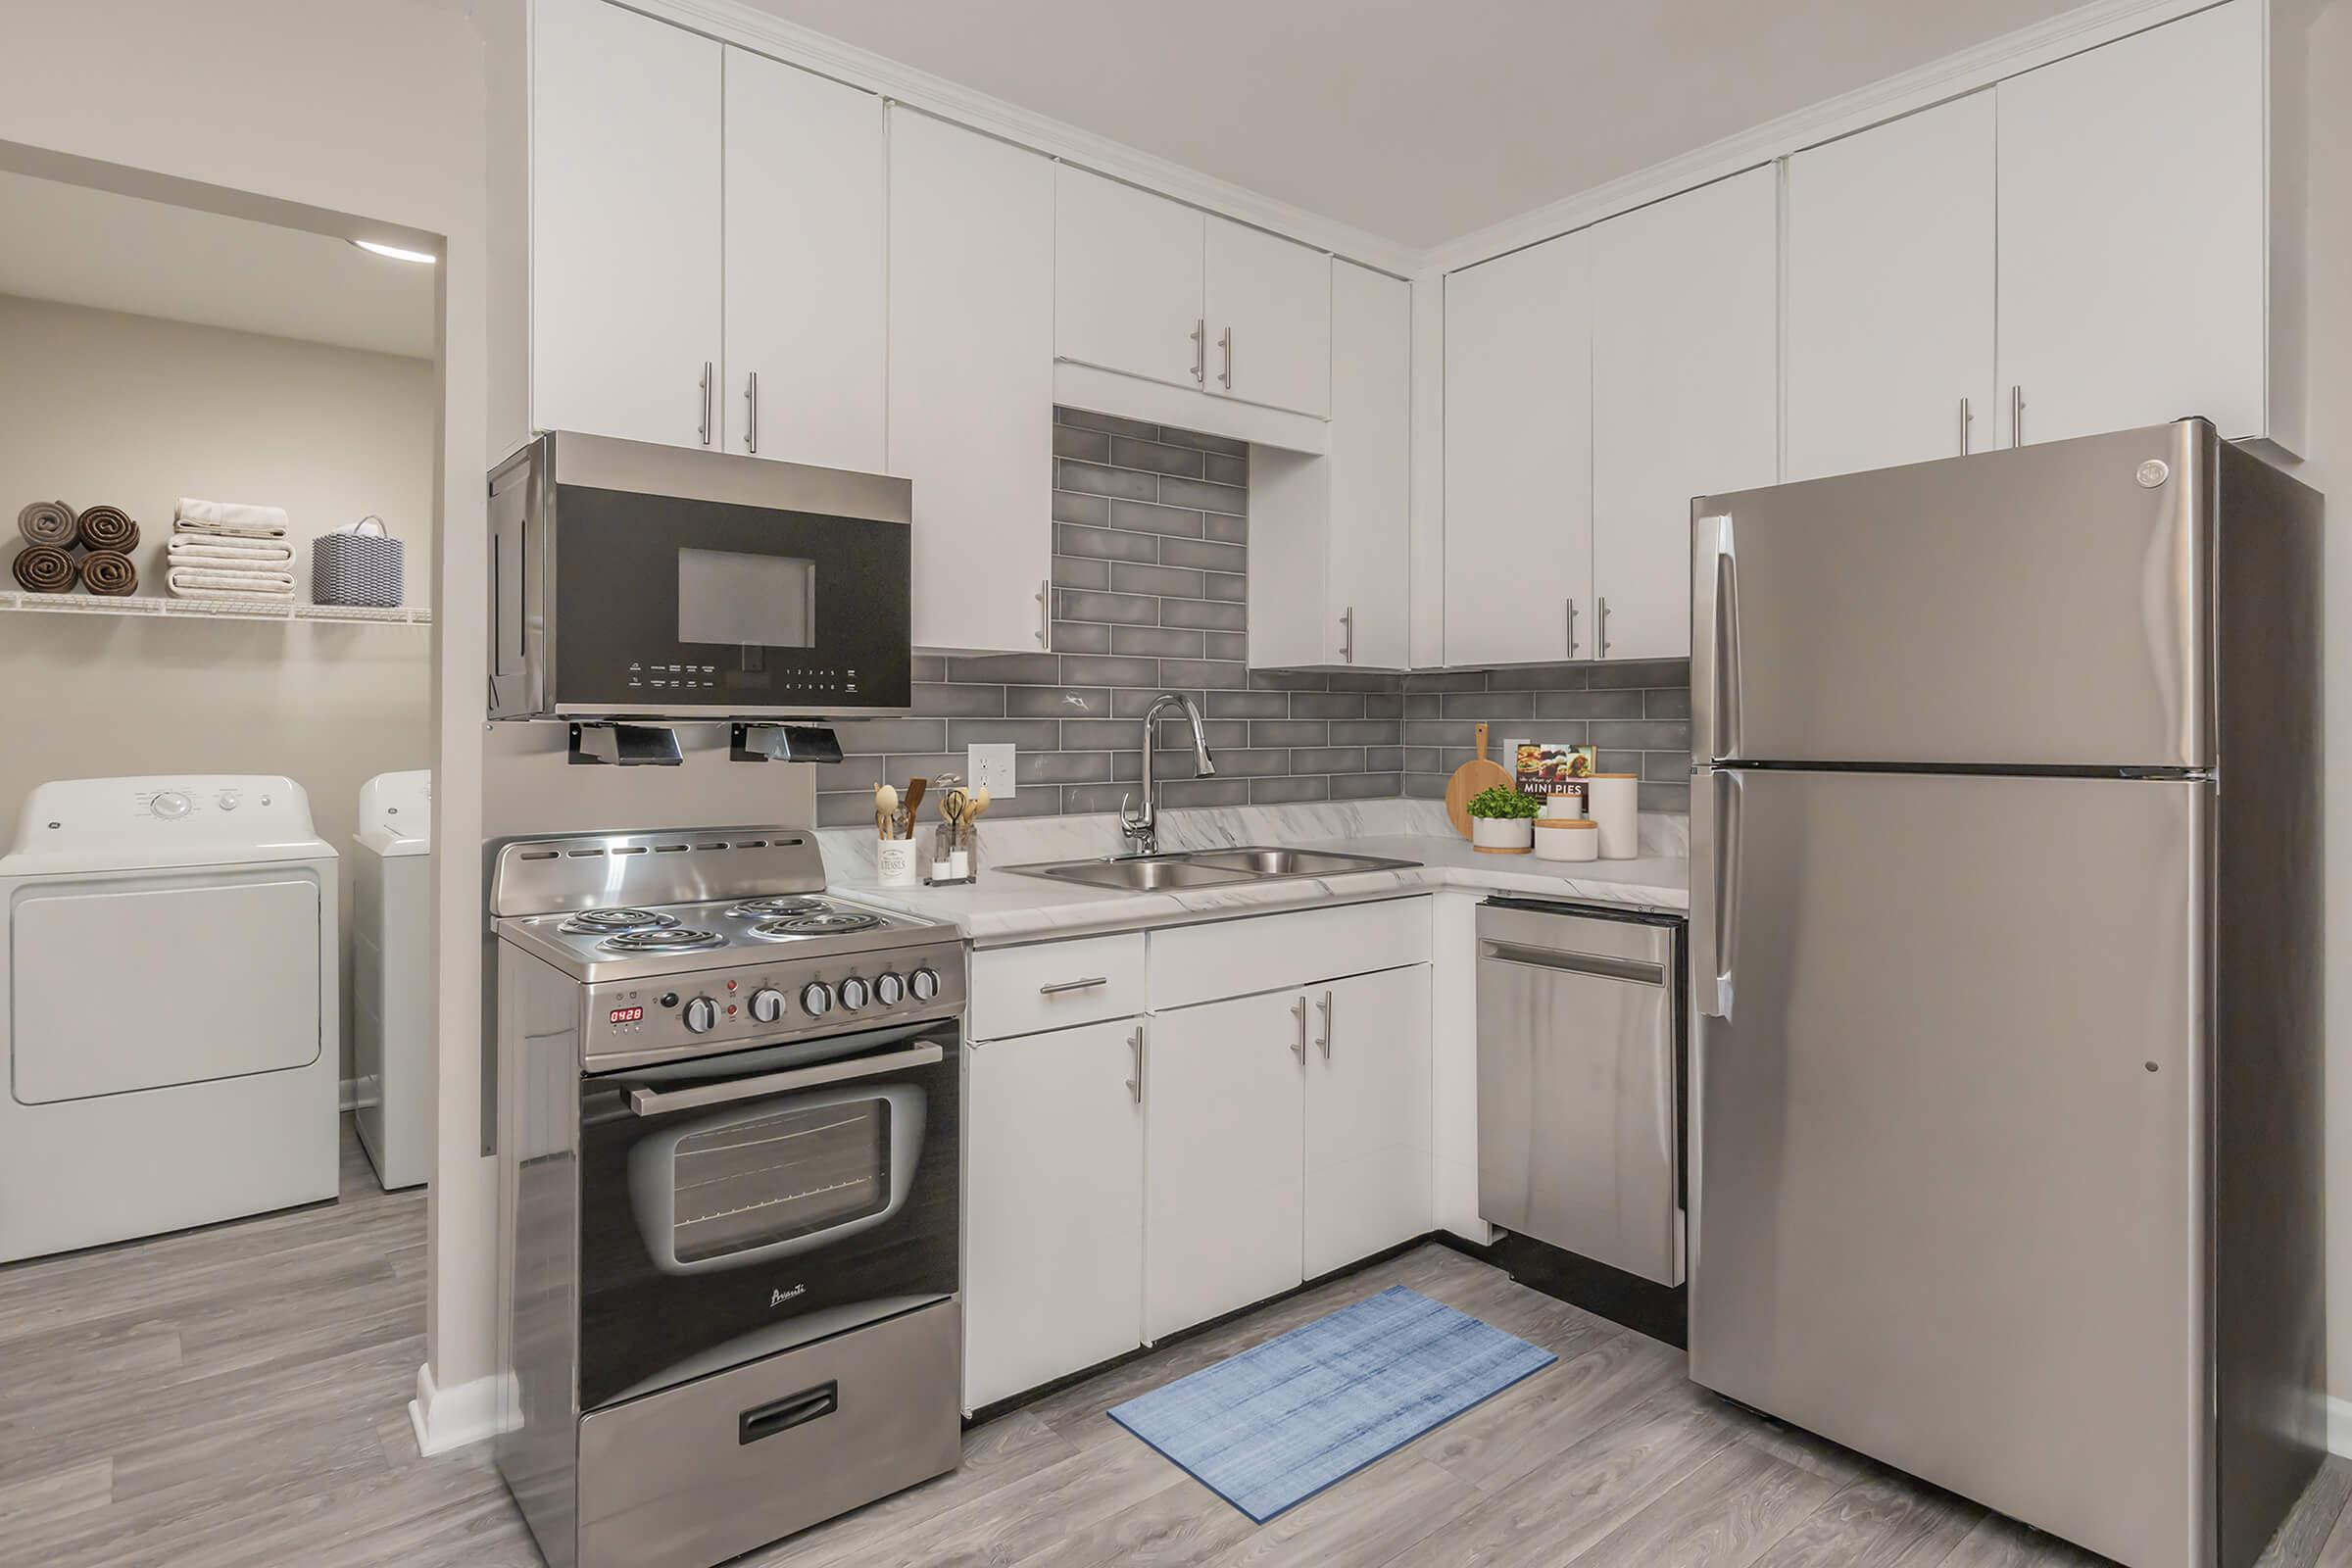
[489,825,965,1568]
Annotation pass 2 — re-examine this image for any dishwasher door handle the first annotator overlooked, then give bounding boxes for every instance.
[1478,941,1667,988]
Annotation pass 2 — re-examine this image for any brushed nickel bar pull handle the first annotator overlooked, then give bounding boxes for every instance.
[1565,598,1578,660]
[1291,996,1308,1062]
[1037,579,1052,648]
[1341,606,1355,664]
[1316,989,1334,1059]
[1596,596,1610,660]
[1038,975,1109,996]
[1218,326,1234,390]
[1128,1024,1145,1104]
[628,1043,944,1116]
[1191,318,1205,383]
[745,370,759,454]
[1958,395,1971,456]
[699,361,713,447]
[2010,385,2024,449]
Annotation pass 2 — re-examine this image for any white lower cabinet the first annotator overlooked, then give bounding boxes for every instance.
[1303,964,1433,1278]
[1143,990,1309,1342]
[963,1016,1145,1410]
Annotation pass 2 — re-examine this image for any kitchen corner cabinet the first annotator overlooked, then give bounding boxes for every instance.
[888,109,1056,653]
[1443,230,1593,668]
[963,1017,1145,1411]
[1248,262,1411,670]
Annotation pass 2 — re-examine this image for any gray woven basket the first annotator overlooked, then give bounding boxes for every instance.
[312,514,404,608]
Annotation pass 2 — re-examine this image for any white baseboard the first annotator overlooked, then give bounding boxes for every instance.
[408,1361,503,1457]
[2325,1395,2352,1459]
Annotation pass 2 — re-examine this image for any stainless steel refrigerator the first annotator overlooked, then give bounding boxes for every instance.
[1687,419,2324,1568]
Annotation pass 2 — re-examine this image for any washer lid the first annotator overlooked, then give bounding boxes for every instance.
[1,775,332,873]
[357,768,432,858]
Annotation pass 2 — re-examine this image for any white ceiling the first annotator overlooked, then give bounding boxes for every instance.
[747,0,2082,249]
[0,172,435,359]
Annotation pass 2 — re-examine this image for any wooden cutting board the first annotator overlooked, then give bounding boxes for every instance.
[1444,722,1513,839]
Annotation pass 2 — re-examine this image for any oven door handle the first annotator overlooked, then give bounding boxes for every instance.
[625,1043,946,1117]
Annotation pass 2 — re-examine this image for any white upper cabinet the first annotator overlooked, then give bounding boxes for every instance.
[720,48,887,472]
[887,110,1056,653]
[1786,92,1997,482]
[1249,261,1410,670]
[1589,166,1780,663]
[530,0,722,449]
[1443,231,1593,668]
[1995,0,2268,448]
[1204,218,1333,418]
[1054,167,1206,392]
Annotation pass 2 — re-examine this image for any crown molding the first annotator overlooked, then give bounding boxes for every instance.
[1419,0,2221,276]
[616,0,1422,277]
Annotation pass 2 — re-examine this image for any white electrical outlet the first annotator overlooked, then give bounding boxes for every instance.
[967,742,1015,798]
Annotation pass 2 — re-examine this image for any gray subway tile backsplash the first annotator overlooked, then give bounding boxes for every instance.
[819,409,1695,821]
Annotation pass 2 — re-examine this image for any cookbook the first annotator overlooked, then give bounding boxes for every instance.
[1509,740,1596,808]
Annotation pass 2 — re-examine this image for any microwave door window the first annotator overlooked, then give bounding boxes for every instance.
[677,547,815,649]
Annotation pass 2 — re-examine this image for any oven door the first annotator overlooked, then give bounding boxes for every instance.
[576,1019,958,1411]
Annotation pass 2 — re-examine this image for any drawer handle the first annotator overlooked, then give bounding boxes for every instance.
[1480,941,1666,987]
[1038,975,1109,996]
[739,1381,838,1446]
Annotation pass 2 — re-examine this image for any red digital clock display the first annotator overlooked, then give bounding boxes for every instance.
[609,1005,646,1025]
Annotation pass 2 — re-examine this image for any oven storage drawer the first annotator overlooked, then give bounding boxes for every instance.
[576,1298,960,1568]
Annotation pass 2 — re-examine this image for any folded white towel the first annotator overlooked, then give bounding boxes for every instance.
[175,498,289,537]
[167,535,295,564]
[167,566,297,599]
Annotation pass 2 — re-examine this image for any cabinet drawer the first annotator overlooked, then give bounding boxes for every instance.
[1150,898,1431,1010]
[970,932,1148,1040]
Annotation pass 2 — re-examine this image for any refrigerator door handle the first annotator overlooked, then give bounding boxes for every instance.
[1692,513,1741,761]
[1692,769,1742,1019]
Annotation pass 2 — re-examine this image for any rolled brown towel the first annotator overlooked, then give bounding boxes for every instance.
[12,543,76,594]
[17,500,76,548]
[79,550,138,597]
[75,504,139,554]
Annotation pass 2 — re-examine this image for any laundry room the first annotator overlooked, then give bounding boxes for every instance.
[0,161,440,1248]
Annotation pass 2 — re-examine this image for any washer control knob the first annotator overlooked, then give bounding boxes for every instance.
[682,996,718,1033]
[908,966,942,1003]
[749,987,788,1024]
[216,790,241,811]
[800,982,833,1017]
[150,791,192,820]
[874,971,906,1006]
[838,976,871,1010]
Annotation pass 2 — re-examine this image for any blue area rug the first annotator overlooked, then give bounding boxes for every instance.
[1107,1285,1556,1522]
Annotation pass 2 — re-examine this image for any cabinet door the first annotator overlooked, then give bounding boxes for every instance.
[1443,231,1592,667]
[1304,965,1432,1278]
[1054,166,1205,392]
[1204,218,1332,417]
[721,48,886,472]
[531,0,721,449]
[1326,262,1412,669]
[1995,0,2265,447]
[964,1019,1145,1409]
[1144,993,1304,1340]
[1786,92,1996,482]
[1590,166,1779,662]
[887,110,1055,653]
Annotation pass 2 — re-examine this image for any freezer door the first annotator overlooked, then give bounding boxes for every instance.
[1690,767,2209,1568]
[1691,419,2213,768]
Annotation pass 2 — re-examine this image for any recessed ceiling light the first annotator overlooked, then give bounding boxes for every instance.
[352,239,436,265]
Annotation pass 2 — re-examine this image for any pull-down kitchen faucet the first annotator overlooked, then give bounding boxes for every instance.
[1120,692,1217,856]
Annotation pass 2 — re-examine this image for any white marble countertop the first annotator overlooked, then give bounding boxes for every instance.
[821,800,1688,947]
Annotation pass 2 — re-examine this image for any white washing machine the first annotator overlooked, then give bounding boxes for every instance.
[353,769,430,1191]
[0,776,340,1262]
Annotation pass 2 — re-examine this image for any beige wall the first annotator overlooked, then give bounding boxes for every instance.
[0,293,436,1080]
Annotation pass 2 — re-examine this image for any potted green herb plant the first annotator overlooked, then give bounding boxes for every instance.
[1467,784,1541,853]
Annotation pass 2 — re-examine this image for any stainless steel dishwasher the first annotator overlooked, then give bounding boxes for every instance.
[1476,898,1685,1286]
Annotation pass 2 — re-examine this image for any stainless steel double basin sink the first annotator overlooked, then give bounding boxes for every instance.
[1001,846,1420,892]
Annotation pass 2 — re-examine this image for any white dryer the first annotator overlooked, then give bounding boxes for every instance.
[0,776,339,1262]
[352,769,430,1190]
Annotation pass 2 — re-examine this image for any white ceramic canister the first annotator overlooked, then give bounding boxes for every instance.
[1588,772,1639,858]
[1534,817,1598,861]
[1540,789,1587,820]
[877,837,918,888]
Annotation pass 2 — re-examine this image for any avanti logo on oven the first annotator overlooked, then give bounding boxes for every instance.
[769,1284,808,1308]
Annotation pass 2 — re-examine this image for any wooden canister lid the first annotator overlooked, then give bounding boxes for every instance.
[1534,816,1596,829]
[1589,771,1639,779]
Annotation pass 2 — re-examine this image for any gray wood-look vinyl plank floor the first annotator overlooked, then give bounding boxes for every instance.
[5,1125,2348,1568]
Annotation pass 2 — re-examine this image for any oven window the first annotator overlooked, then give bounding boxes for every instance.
[677,547,815,647]
[669,1099,891,1264]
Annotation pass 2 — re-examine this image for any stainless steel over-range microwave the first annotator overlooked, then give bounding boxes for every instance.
[486,431,914,721]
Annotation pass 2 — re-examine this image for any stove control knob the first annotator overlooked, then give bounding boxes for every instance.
[838,976,871,1010]
[874,972,906,1006]
[682,996,718,1034]
[749,987,788,1024]
[800,982,833,1017]
[908,966,941,1003]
